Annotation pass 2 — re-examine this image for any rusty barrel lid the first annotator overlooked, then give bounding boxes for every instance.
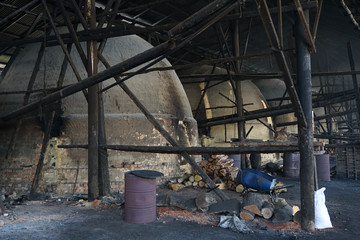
[130,170,163,178]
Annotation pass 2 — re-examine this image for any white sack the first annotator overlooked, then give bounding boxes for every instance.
[314,187,333,229]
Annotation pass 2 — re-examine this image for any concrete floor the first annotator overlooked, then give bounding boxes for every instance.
[0,176,359,240]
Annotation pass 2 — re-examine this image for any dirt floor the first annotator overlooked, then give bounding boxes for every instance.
[0,176,359,240]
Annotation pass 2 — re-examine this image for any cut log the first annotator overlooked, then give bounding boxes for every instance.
[192,181,198,187]
[261,201,274,219]
[243,192,270,216]
[216,182,226,190]
[194,174,202,182]
[198,181,206,188]
[219,169,227,177]
[236,184,245,193]
[243,204,262,216]
[177,174,191,183]
[170,183,185,191]
[240,209,255,220]
[199,160,207,167]
[292,205,300,216]
[188,175,195,183]
[184,181,193,187]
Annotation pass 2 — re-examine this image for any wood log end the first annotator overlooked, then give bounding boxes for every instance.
[240,209,255,221]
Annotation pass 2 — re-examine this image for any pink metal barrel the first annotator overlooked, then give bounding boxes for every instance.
[316,154,331,181]
[124,172,157,223]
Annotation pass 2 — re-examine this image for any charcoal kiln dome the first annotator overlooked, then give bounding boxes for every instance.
[0,35,198,194]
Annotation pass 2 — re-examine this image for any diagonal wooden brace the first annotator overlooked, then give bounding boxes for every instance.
[255,0,307,128]
[294,0,317,53]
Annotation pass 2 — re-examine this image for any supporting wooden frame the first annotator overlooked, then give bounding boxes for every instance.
[255,0,307,128]
[294,0,317,53]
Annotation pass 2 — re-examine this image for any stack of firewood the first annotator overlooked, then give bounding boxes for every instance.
[239,192,297,223]
[198,155,239,191]
[169,155,242,191]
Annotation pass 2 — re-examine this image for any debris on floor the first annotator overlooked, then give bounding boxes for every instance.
[157,207,218,226]
[218,215,252,233]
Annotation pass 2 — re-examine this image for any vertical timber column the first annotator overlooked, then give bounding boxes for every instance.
[86,0,99,201]
[295,11,315,231]
[233,12,246,167]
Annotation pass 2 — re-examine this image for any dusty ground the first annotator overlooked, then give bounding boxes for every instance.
[0,176,359,240]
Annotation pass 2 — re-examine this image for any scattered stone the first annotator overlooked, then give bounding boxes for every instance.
[272,204,293,223]
[0,220,4,227]
[273,197,288,209]
[242,192,270,217]
[72,193,88,200]
[169,194,197,212]
[195,193,217,212]
[24,192,51,201]
[208,198,241,215]
[8,192,18,201]
[156,194,170,207]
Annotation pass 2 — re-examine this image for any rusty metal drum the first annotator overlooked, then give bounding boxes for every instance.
[124,170,163,223]
[283,153,300,178]
[316,154,331,181]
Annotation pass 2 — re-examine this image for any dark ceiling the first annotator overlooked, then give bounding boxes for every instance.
[0,0,360,139]
[0,1,359,78]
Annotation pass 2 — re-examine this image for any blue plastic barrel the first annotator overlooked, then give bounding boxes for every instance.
[237,168,276,191]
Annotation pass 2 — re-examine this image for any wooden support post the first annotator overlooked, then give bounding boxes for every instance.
[347,41,360,129]
[233,10,245,143]
[255,0,307,128]
[312,0,323,42]
[278,0,283,48]
[296,10,315,231]
[86,0,99,201]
